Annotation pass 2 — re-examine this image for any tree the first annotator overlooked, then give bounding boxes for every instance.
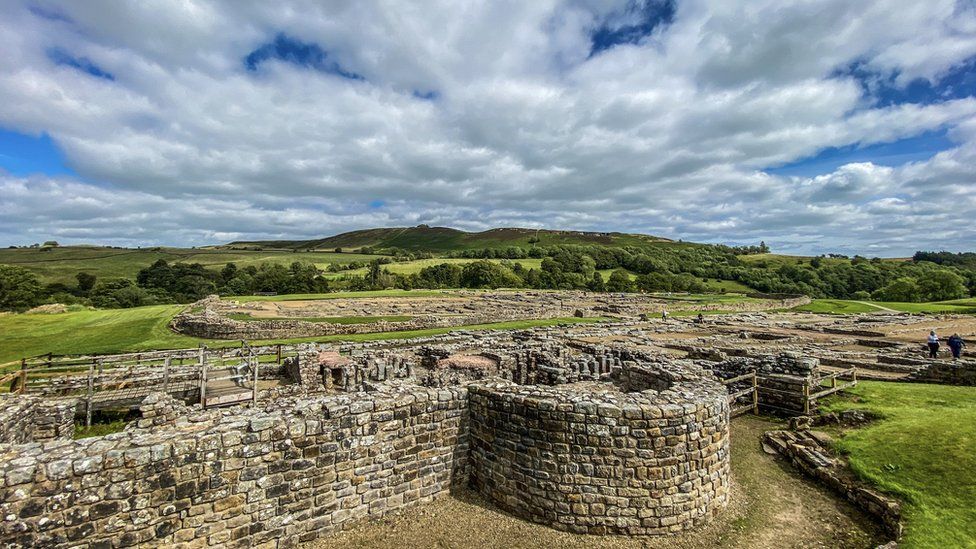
[587,272,606,292]
[460,260,521,289]
[916,270,968,302]
[0,265,42,311]
[875,277,920,302]
[606,269,634,292]
[76,272,97,294]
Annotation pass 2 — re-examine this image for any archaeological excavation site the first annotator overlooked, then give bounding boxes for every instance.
[1,291,973,547]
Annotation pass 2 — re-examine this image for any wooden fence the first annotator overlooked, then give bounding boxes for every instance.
[3,342,306,423]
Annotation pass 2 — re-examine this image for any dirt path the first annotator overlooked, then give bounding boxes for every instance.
[306,416,885,549]
[853,301,899,313]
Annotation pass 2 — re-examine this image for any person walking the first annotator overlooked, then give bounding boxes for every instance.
[927,330,940,359]
[948,333,966,360]
[661,309,669,322]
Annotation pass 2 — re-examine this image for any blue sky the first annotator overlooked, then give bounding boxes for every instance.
[0,129,74,177]
[1,0,975,256]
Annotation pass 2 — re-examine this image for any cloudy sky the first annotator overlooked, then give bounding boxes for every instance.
[1,0,975,256]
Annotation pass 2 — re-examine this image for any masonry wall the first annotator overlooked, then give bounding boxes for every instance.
[909,361,976,386]
[0,395,37,445]
[467,377,730,535]
[0,385,469,548]
[0,395,75,444]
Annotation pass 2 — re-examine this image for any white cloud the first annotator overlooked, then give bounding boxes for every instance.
[0,0,974,255]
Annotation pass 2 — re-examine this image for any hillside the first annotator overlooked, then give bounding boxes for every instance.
[224,226,677,252]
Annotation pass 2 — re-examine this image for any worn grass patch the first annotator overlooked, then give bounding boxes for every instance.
[824,381,976,548]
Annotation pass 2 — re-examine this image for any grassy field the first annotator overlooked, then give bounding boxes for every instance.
[0,304,602,365]
[0,246,381,285]
[824,382,976,548]
[0,305,199,364]
[794,299,976,314]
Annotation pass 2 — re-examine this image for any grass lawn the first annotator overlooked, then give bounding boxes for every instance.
[794,299,976,315]
[824,381,976,548]
[0,305,199,365]
[0,304,603,366]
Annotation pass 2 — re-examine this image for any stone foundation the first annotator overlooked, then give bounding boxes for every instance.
[468,362,730,535]
[0,385,469,548]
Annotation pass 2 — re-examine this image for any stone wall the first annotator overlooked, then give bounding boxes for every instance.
[0,395,37,445]
[32,400,77,442]
[0,385,469,548]
[908,360,976,386]
[467,363,730,535]
[0,395,75,444]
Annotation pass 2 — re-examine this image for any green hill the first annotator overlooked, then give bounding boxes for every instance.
[224,226,676,252]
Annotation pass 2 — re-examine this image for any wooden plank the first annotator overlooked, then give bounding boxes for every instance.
[722,372,757,385]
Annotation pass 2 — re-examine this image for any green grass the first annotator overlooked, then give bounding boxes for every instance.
[0,305,199,365]
[0,246,383,285]
[0,303,603,366]
[226,313,412,324]
[823,382,976,548]
[794,299,976,315]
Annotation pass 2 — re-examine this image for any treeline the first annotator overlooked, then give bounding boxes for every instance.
[1,245,975,312]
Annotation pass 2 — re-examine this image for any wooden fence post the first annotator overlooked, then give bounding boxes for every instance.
[752,371,759,415]
[18,359,26,395]
[199,346,208,408]
[85,360,96,427]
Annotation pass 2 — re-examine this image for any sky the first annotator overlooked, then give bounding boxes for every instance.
[0,1,975,256]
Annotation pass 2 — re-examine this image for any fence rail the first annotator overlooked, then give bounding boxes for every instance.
[722,370,759,417]
[803,367,857,414]
[8,342,306,423]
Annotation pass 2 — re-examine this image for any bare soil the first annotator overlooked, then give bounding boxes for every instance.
[306,416,885,549]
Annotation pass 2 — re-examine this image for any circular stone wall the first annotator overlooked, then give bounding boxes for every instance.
[468,362,730,535]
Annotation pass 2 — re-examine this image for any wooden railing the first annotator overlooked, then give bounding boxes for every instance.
[722,371,759,417]
[8,341,306,422]
[803,367,857,414]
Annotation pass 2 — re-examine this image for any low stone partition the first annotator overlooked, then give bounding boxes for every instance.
[0,395,38,445]
[467,361,731,535]
[908,360,976,386]
[0,384,469,548]
[0,395,75,444]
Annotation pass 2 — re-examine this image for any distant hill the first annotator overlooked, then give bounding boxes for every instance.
[223,226,677,252]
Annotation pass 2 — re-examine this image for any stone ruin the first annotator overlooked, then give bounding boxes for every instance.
[0,326,734,547]
[3,307,970,547]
